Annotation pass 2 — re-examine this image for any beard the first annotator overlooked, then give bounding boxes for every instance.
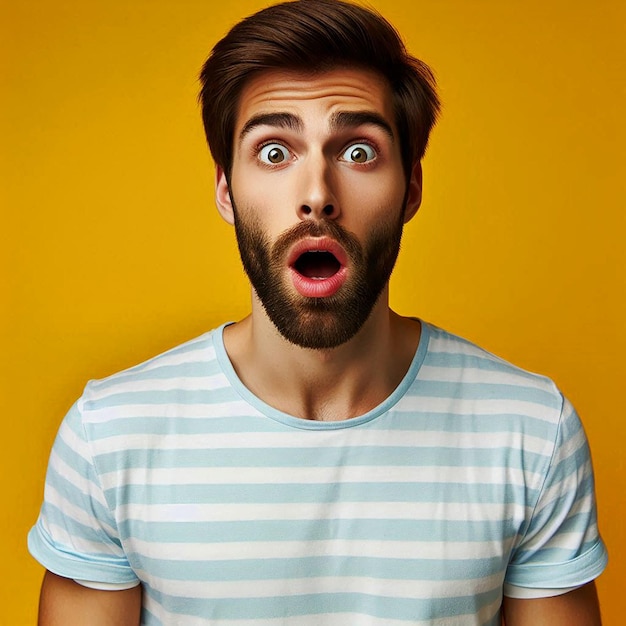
[233,201,405,350]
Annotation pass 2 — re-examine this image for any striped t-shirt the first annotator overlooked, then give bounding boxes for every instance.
[28,321,607,625]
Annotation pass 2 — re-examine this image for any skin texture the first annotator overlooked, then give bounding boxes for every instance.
[502,582,602,625]
[38,571,141,625]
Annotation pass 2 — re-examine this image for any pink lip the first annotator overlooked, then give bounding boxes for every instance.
[287,237,348,298]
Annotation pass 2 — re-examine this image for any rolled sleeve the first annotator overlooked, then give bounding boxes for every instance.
[28,401,138,587]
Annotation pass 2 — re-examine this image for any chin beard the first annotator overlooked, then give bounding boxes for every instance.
[233,206,404,350]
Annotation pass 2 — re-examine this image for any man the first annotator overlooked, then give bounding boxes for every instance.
[29,0,607,624]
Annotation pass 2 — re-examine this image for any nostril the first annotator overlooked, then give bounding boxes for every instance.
[299,204,335,218]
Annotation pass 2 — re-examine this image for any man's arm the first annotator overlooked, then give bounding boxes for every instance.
[38,571,142,626]
[502,581,601,626]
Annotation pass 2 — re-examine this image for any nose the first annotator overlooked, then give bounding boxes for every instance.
[296,156,340,221]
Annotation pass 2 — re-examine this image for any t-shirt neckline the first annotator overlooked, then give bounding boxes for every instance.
[212,320,430,430]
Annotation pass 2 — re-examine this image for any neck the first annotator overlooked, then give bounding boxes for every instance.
[223,294,420,421]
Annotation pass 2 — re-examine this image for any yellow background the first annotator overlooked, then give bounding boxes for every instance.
[2,0,624,622]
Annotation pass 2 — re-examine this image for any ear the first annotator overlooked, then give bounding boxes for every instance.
[403,161,422,224]
[215,165,235,225]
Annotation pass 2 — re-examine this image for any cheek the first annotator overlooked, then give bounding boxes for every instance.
[339,171,406,216]
[245,176,305,234]
[231,187,293,241]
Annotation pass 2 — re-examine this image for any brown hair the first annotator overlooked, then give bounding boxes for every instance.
[199,0,440,180]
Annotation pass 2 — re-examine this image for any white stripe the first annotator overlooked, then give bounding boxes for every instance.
[83,399,262,422]
[138,571,504,601]
[75,579,139,591]
[128,537,515,562]
[504,583,581,599]
[101,464,533,488]
[86,373,229,399]
[538,530,597,552]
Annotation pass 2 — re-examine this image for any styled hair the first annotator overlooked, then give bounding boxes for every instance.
[199,0,440,180]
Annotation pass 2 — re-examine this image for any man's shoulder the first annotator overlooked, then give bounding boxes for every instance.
[77,325,228,417]
[421,322,563,408]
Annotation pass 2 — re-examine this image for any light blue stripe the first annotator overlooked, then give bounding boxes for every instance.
[121,518,520,544]
[91,361,223,388]
[129,554,506,582]
[402,380,560,405]
[425,350,550,382]
[506,540,607,588]
[109,481,530,506]
[140,607,161,626]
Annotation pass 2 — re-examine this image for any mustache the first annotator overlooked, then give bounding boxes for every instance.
[271,220,363,262]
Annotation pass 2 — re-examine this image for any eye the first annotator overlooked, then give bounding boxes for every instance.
[341,143,376,164]
[259,143,290,165]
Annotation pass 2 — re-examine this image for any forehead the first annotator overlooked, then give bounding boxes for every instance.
[235,68,396,135]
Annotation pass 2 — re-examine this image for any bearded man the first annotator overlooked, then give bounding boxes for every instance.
[29,1,607,624]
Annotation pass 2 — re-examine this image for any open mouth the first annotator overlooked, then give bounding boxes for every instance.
[294,251,341,279]
[287,237,348,298]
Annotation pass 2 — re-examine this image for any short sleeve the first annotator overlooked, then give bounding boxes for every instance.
[28,401,139,586]
[504,396,608,594]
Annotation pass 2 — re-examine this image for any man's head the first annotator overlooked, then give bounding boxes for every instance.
[201,0,440,350]
[199,0,440,183]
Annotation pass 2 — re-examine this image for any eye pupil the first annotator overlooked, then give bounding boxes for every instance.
[351,147,367,163]
[268,148,284,163]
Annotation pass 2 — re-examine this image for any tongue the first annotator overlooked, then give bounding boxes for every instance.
[295,251,340,279]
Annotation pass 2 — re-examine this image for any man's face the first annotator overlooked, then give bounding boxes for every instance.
[216,68,421,349]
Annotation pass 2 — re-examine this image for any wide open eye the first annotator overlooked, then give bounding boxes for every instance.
[259,143,290,165]
[341,143,376,164]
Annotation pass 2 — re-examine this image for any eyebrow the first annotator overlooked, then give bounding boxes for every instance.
[238,110,395,144]
[329,111,395,142]
[239,113,303,143]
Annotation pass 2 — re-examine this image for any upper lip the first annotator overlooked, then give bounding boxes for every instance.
[287,237,348,268]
